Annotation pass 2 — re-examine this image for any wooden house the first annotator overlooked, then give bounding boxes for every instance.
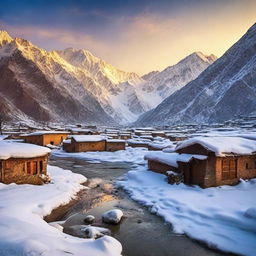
[127,139,149,148]
[175,136,256,187]
[120,133,132,140]
[166,134,187,141]
[145,136,256,188]
[67,135,106,152]
[22,131,69,146]
[152,131,166,138]
[106,139,126,152]
[69,128,93,135]
[0,141,50,185]
[63,135,126,152]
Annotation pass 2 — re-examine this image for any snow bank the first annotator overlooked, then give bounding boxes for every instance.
[0,140,51,160]
[144,152,207,168]
[176,136,256,156]
[52,147,148,164]
[0,165,122,256]
[0,135,8,141]
[117,166,256,256]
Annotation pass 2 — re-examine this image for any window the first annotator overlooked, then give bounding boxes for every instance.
[246,163,249,169]
[222,159,237,180]
[50,141,54,145]
[39,161,43,174]
[27,162,31,174]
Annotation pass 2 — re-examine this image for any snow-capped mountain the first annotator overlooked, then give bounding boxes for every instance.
[135,23,256,126]
[0,31,115,125]
[137,52,217,109]
[0,30,216,125]
[99,51,216,123]
[56,47,145,123]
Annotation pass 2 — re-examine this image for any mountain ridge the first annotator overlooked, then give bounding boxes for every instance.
[135,23,256,126]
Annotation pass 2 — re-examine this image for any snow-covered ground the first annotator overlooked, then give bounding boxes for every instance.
[52,147,148,164]
[0,165,122,256]
[117,166,256,256]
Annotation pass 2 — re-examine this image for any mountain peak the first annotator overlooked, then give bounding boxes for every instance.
[0,30,13,46]
[190,51,218,63]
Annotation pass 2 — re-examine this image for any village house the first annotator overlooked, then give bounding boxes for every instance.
[119,133,132,140]
[68,128,93,135]
[127,138,150,148]
[0,141,51,185]
[22,131,69,146]
[106,139,126,152]
[166,133,187,141]
[63,135,126,152]
[145,136,256,188]
[152,131,166,138]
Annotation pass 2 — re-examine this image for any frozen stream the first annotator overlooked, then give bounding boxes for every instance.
[49,155,231,256]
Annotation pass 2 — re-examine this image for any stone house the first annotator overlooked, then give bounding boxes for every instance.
[22,131,69,146]
[0,141,51,185]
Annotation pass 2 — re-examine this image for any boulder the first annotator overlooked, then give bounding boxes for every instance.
[84,215,95,224]
[102,209,123,224]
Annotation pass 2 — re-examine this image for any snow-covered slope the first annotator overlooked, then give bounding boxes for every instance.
[0,33,115,125]
[137,52,217,109]
[136,23,256,126]
[57,48,145,123]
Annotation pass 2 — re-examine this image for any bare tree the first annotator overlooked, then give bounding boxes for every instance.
[0,103,9,135]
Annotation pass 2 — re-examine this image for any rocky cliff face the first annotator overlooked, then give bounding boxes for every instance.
[135,23,256,126]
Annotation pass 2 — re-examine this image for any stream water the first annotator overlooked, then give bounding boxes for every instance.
[49,156,231,256]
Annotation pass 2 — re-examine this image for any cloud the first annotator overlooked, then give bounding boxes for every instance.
[1,0,256,74]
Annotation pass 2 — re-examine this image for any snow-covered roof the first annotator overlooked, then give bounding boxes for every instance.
[176,136,256,156]
[144,152,207,168]
[0,141,51,160]
[22,131,70,136]
[71,135,106,142]
[107,139,125,143]
[127,138,151,145]
[69,128,91,132]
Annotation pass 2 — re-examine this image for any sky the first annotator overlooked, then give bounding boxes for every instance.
[0,0,255,75]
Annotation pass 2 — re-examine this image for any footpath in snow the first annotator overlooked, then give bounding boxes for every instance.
[117,166,256,256]
[0,165,122,256]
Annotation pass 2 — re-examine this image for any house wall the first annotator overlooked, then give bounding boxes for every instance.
[120,134,131,140]
[1,155,49,185]
[106,141,125,152]
[148,160,177,175]
[63,142,74,153]
[215,155,256,186]
[24,135,44,146]
[24,133,68,146]
[74,140,106,152]
[42,134,69,146]
[128,142,149,148]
